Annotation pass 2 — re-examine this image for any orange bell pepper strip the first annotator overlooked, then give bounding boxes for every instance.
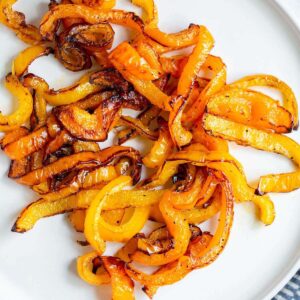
[177,27,214,97]
[12,45,52,77]
[108,42,161,80]
[229,74,298,129]
[0,127,29,148]
[40,4,144,41]
[196,175,217,206]
[184,55,226,123]
[77,251,110,286]
[203,113,300,194]
[69,210,86,233]
[206,88,293,133]
[126,183,233,286]
[102,257,135,300]
[131,190,191,266]
[3,126,49,160]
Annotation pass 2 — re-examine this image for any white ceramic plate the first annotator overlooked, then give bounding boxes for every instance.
[0,0,299,299]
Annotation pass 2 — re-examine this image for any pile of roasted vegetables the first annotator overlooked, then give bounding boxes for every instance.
[0,0,299,299]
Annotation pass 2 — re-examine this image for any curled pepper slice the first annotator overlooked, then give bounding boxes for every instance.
[84,176,132,254]
[229,74,298,128]
[102,256,135,300]
[131,190,191,266]
[0,74,33,130]
[12,46,52,77]
[77,251,110,286]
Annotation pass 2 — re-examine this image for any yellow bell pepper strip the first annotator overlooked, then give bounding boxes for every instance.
[40,4,144,41]
[3,126,49,160]
[116,234,145,262]
[184,55,227,123]
[0,74,33,130]
[229,74,298,129]
[203,113,300,194]
[42,72,102,106]
[102,256,135,300]
[207,162,275,225]
[142,150,242,189]
[77,251,110,286]
[12,187,164,233]
[132,0,158,28]
[172,169,204,210]
[0,0,41,44]
[143,120,173,168]
[206,88,293,133]
[97,206,150,242]
[181,194,221,224]
[17,146,142,186]
[126,183,233,287]
[196,175,217,206]
[131,190,191,266]
[117,116,158,141]
[69,210,86,233]
[71,0,116,9]
[192,120,228,152]
[12,46,52,77]
[84,176,132,254]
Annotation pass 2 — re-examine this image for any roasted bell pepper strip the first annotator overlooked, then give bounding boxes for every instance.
[77,251,110,286]
[126,183,233,286]
[109,52,170,111]
[0,126,29,148]
[132,0,157,28]
[177,26,214,97]
[203,113,300,194]
[107,42,161,80]
[3,126,49,160]
[97,206,150,242]
[207,161,275,225]
[142,150,241,189]
[42,166,118,201]
[192,120,228,152]
[116,234,145,262]
[17,146,142,186]
[184,55,226,123]
[229,74,298,128]
[40,4,144,41]
[196,175,217,206]
[84,176,132,254]
[102,256,135,300]
[206,88,293,133]
[43,73,102,106]
[143,121,173,168]
[69,210,86,233]
[0,74,33,129]
[144,24,201,48]
[131,190,191,266]
[12,46,52,77]
[73,140,100,153]
[0,0,41,44]
[118,116,158,141]
[172,169,204,210]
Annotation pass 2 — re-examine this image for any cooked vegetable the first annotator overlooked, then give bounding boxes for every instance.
[1,0,298,298]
